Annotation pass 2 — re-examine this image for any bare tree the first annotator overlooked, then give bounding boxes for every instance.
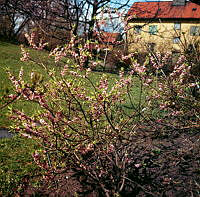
[78,0,130,40]
[0,0,30,39]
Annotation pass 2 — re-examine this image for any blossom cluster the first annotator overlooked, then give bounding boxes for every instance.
[150,51,172,70]
[20,45,30,62]
[25,32,48,50]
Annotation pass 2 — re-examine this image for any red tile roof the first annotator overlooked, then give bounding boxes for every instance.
[127,1,200,19]
[94,31,121,43]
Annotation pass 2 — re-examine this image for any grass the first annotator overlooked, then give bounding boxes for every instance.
[0,40,144,128]
[0,40,144,195]
[0,41,46,128]
[0,136,40,196]
[0,41,54,195]
[0,42,67,127]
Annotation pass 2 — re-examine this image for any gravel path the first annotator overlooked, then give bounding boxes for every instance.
[0,128,14,139]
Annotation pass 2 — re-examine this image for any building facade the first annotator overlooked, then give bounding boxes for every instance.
[127,0,200,52]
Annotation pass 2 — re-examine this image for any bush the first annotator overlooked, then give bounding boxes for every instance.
[2,33,200,196]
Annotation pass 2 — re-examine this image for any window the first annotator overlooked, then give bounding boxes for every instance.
[134,25,142,34]
[173,37,180,44]
[174,22,181,30]
[148,43,156,51]
[149,25,158,35]
[190,26,200,36]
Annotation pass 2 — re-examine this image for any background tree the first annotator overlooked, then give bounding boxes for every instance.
[0,0,30,40]
[79,0,130,40]
[1,0,130,45]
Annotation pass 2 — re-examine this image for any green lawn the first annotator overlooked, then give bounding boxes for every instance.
[0,41,68,127]
[0,136,40,196]
[0,40,144,128]
[0,41,47,128]
[0,41,49,195]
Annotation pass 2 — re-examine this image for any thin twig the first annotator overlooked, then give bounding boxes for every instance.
[122,176,158,197]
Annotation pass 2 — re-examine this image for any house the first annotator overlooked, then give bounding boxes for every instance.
[127,0,200,52]
[93,31,122,44]
[92,31,123,50]
[98,31,122,44]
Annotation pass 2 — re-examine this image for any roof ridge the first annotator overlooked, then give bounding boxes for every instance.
[127,1,200,19]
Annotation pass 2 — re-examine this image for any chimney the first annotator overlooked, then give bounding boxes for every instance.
[172,0,186,6]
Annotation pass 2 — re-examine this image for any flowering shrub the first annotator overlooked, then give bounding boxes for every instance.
[146,53,200,126]
[5,36,143,195]
[2,34,200,195]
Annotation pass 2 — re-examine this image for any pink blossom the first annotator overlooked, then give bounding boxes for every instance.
[99,78,108,90]
[25,33,48,50]
[135,66,146,74]
[20,45,30,62]
[145,78,153,85]
[107,144,115,153]
[160,103,167,110]
[8,94,17,99]
[156,119,162,123]
[92,61,98,67]
[135,164,141,168]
